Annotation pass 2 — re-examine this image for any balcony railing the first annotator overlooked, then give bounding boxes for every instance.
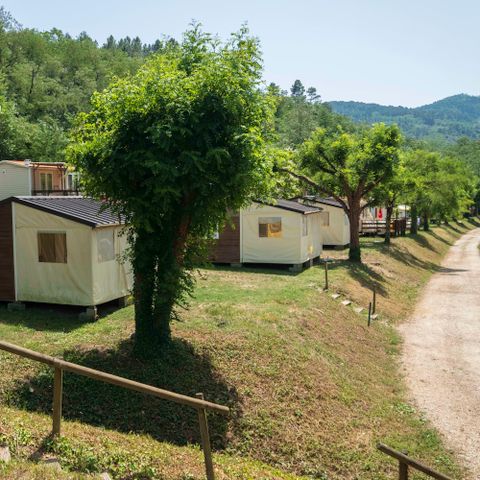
[31,189,81,197]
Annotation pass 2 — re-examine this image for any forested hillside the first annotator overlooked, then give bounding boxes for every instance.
[0,7,175,161]
[329,94,480,144]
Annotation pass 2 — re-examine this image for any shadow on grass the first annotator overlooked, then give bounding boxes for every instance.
[0,304,84,333]
[405,232,441,251]
[386,243,439,272]
[0,300,128,332]
[467,217,480,228]
[205,262,303,277]
[7,337,240,451]
[424,229,456,246]
[326,259,388,296]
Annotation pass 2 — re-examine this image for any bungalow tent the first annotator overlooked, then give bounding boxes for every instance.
[294,196,350,248]
[211,199,323,268]
[0,196,132,312]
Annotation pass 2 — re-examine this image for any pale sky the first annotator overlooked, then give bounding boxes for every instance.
[3,0,479,107]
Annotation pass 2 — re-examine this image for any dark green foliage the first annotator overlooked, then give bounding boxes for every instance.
[0,8,173,161]
[271,80,352,147]
[68,25,273,352]
[329,94,480,143]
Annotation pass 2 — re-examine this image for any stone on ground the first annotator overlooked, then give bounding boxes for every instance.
[43,458,62,471]
[0,446,11,463]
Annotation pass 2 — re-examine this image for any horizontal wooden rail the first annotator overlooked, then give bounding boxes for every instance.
[0,340,228,414]
[378,443,453,480]
[0,340,230,480]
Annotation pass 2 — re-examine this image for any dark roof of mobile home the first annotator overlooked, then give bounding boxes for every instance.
[256,199,322,215]
[8,196,123,227]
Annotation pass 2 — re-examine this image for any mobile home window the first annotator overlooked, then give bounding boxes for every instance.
[97,229,115,263]
[320,212,330,226]
[38,232,67,263]
[302,216,308,236]
[259,217,282,238]
[40,172,53,191]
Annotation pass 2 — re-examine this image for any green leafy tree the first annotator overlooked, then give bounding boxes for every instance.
[68,25,273,352]
[278,123,402,261]
[290,79,305,97]
[371,160,407,244]
[403,150,475,231]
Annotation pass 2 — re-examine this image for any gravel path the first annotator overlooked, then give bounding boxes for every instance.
[400,228,480,478]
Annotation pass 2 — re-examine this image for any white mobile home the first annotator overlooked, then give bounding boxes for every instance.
[0,197,132,311]
[0,160,78,201]
[211,199,323,268]
[295,197,350,248]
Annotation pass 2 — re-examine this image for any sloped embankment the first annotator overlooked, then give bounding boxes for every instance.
[0,220,476,479]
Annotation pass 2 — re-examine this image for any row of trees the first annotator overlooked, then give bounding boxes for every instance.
[0,9,475,352]
[68,24,478,353]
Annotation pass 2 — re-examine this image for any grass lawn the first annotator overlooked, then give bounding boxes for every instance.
[0,219,477,479]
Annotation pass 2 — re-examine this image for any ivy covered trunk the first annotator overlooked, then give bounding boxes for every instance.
[132,208,193,353]
[133,228,161,351]
[410,204,418,234]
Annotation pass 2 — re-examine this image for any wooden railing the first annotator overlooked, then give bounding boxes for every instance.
[361,218,408,236]
[378,443,453,480]
[32,189,81,196]
[0,340,229,480]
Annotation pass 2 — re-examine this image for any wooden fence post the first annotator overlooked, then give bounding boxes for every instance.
[324,261,329,291]
[196,393,215,480]
[368,302,372,327]
[372,287,377,315]
[399,459,409,480]
[52,363,63,436]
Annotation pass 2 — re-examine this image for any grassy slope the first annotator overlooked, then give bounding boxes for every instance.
[0,220,476,479]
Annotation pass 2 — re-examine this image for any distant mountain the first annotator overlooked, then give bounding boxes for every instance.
[328,94,480,143]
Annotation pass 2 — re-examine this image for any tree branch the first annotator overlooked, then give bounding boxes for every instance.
[276,166,350,212]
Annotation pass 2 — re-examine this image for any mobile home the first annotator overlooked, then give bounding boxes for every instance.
[0,196,132,314]
[295,196,350,248]
[211,199,323,269]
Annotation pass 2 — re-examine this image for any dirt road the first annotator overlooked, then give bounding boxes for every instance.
[400,228,480,478]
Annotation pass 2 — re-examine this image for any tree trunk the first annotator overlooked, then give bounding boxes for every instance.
[384,205,393,245]
[410,204,418,235]
[347,200,362,262]
[151,212,192,345]
[132,229,158,353]
[423,213,429,231]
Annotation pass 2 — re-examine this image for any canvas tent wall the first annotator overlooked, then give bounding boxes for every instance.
[296,197,350,248]
[0,196,132,306]
[241,201,322,265]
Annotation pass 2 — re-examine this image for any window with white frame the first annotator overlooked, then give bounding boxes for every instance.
[97,229,115,263]
[259,217,282,238]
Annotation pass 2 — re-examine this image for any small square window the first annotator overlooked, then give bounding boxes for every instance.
[38,232,67,263]
[97,229,115,263]
[320,212,330,226]
[259,217,282,238]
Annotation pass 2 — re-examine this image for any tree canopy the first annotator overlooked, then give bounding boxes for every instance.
[68,25,274,351]
[279,123,402,261]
